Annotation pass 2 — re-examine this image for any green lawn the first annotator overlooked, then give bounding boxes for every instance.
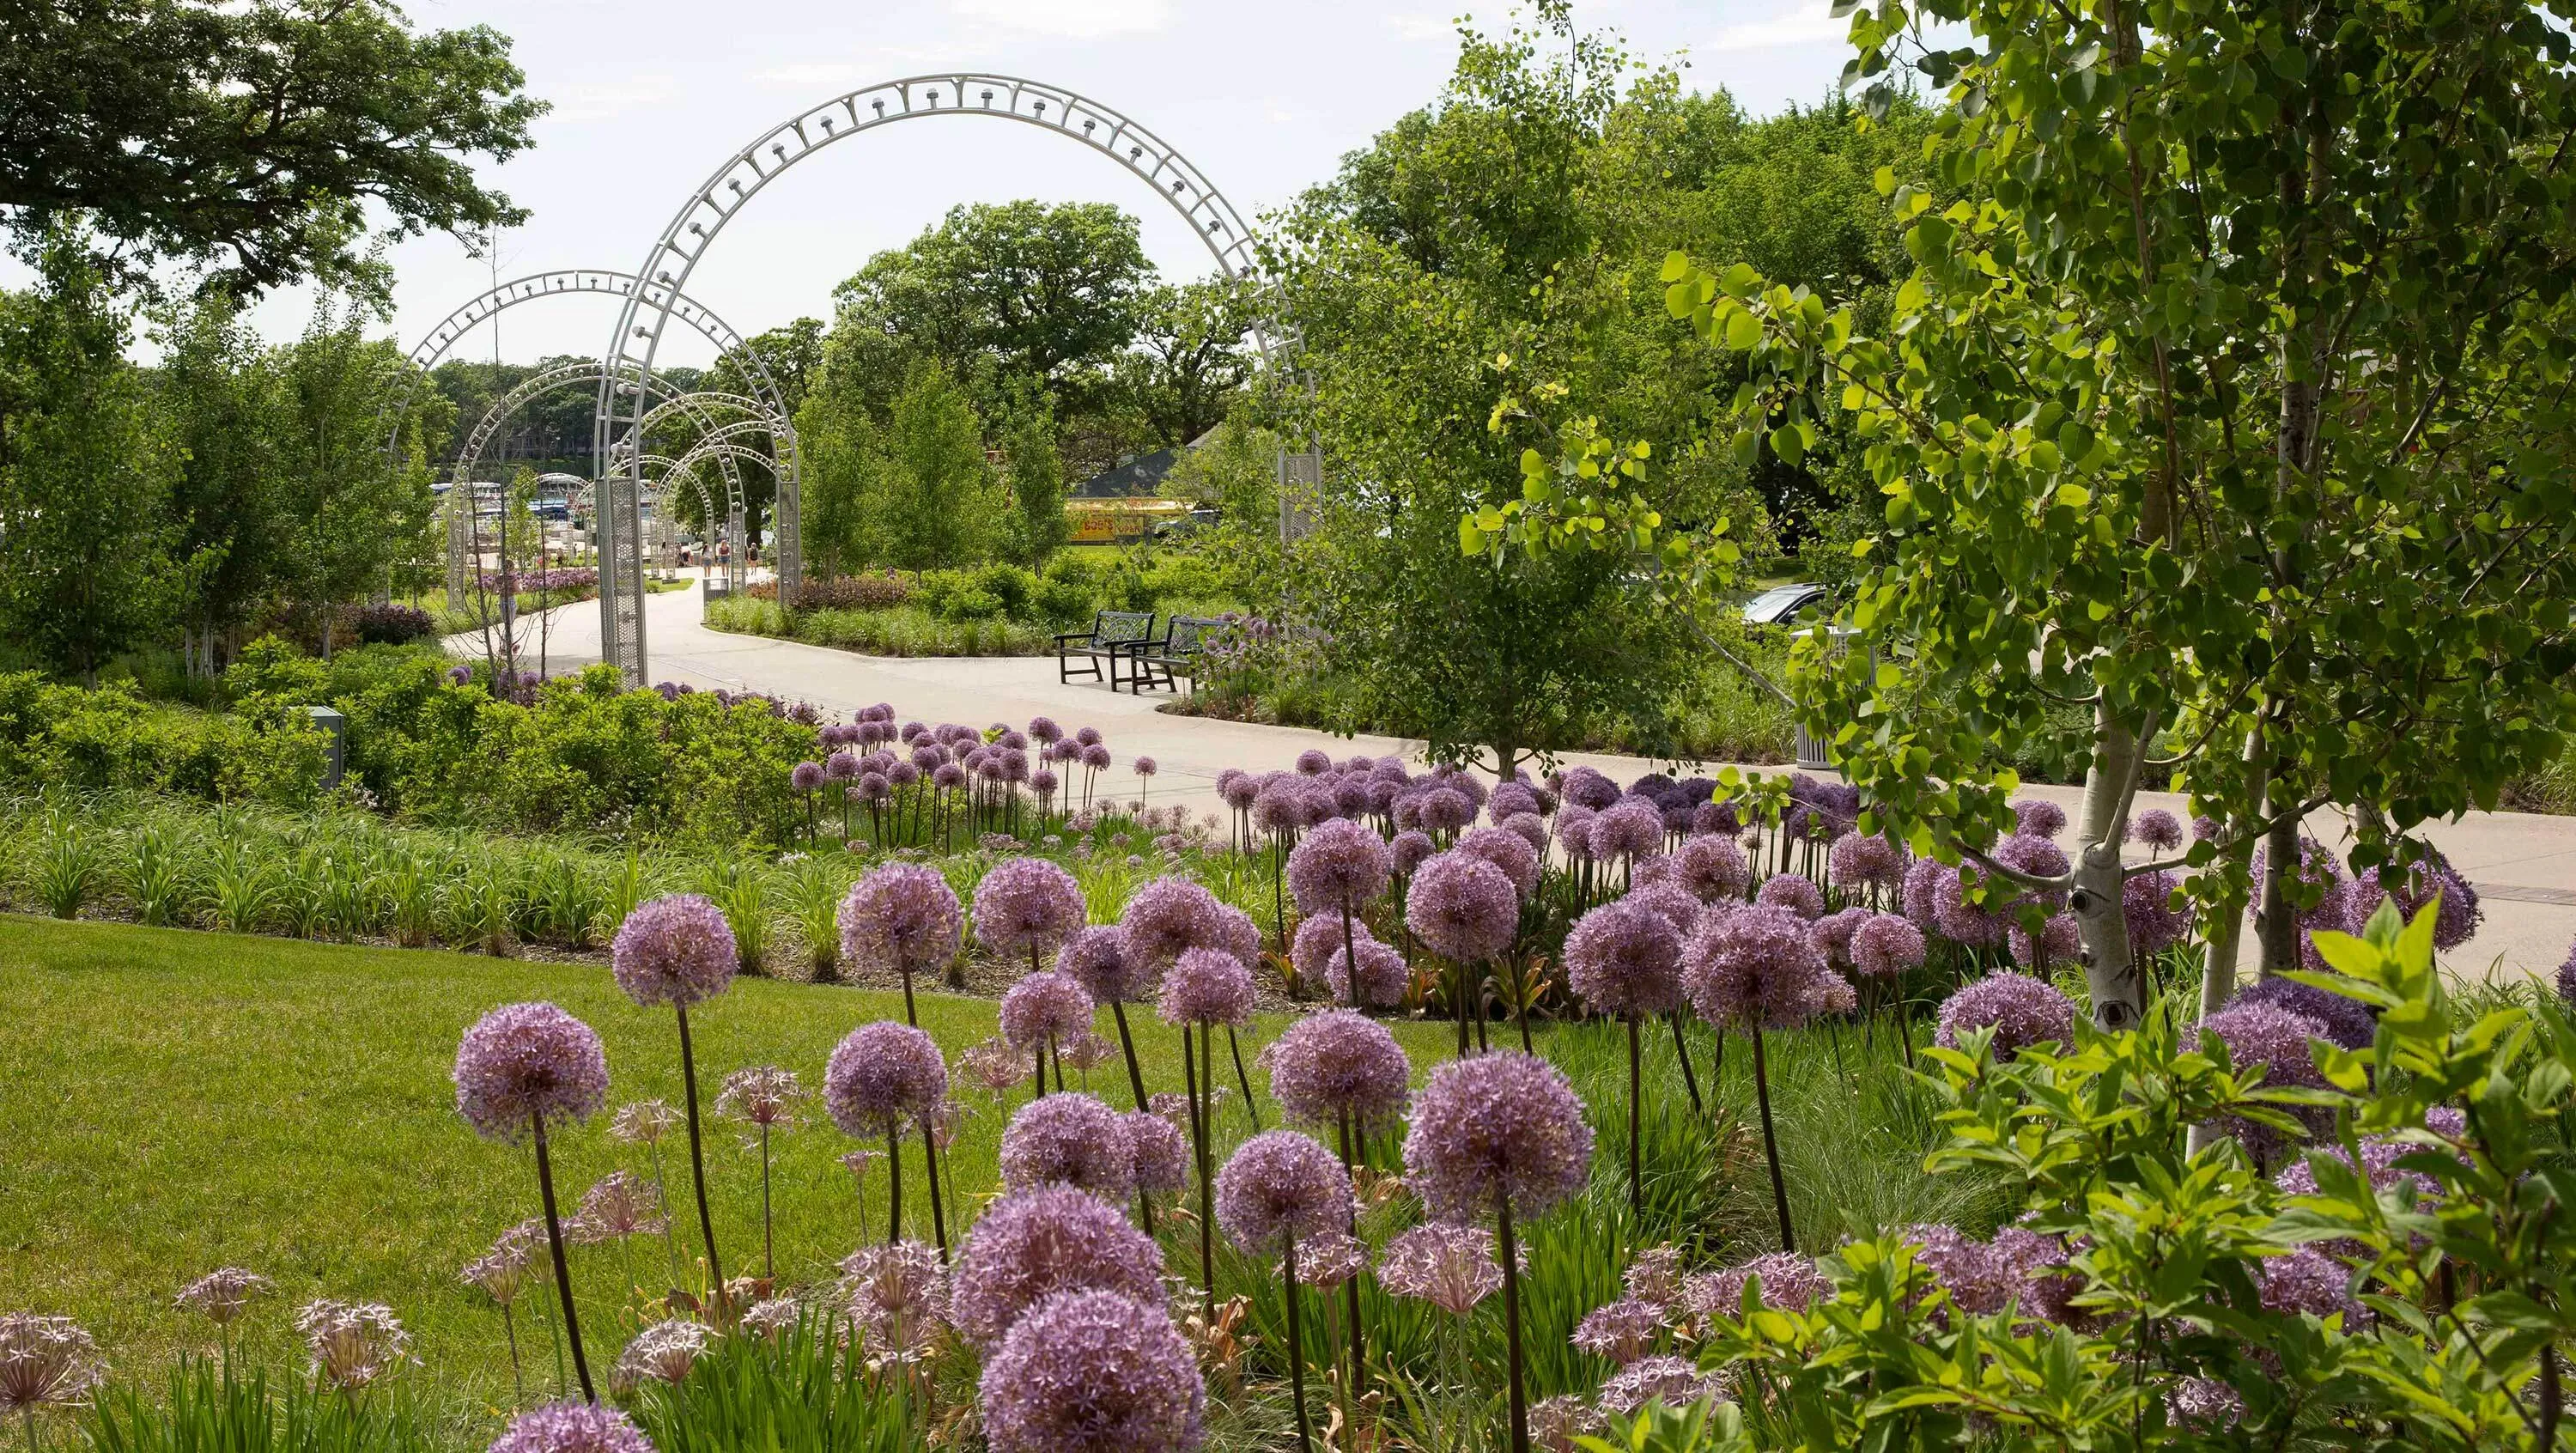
[0,916,1455,1411]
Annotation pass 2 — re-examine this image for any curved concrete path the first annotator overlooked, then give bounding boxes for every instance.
[456,578,2576,980]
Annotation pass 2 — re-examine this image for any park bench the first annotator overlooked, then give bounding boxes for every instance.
[1123,615,1227,696]
[1055,610,1157,690]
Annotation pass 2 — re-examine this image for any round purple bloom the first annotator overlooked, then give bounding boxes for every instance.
[1490,782,1541,820]
[1552,805,1598,863]
[2007,911,2082,969]
[1295,749,1333,775]
[1389,829,1437,877]
[453,1003,609,1142]
[1596,1356,1712,1418]
[1827,832,1905,892]
[1900,856,1945,929]
[1074,726,1103,748]
[1056,924,1150,1003]
[1571,1298,1664,1365]
[1405,850,1521,964]
[1287,818,1392,915]
[824,750,860,781]
[1753,872,1826,921]
[2129,809,2184,852]
[1417,787,1475,836]
[1850,914,1927,978]
[1119,878,1224,970]
[1561,769,1621,812]
[1994,833,2070,902]
[1215,1129,1354,1252]
[1027,715,1062,744]
[1327,936,1410,1009]
[1683,1251,1828,1317]
[1813,906,1871,967]
[1082,744,1112,770]
[839,863,964,979]
[1684,904,1838,1030]
[2201,999,2331,1156]
[1132,756,1157,779]
[2122,869,2189,957]
[2259,1247,2370,1325]
[487,1403,653,1453]
[1266,1010,1412,1134]
[792,761,825,792]
[1401,1051,1594,1221]
[975,858,1089,963]
[1933,972,2075,1061]
[823,1021,948,1136]
[1124,1111,1190,1196]
[1160,946,1257,1027]
[611,895,738,1008]
[2237,974,2376,1051]
[1668,835,1750,904]
[1589,799,1664,862]
[2010,798,2067,839]
[1455,824,1540,899]
[1291,914,1352,985]
[1001,1092,1133,1198]
[2352,851,2482,950]
[1564,900,1686,1018]
[1000,971,1095,1052]
[1623,882,1703,938]
[979,1290,1204,1453]
[948,1186,1167,1349]
[933,763,969,791]
[1929,862,2008,948]
[1499,812,1548,852]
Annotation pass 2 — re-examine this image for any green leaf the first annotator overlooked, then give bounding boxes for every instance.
[1724,304,1763,351]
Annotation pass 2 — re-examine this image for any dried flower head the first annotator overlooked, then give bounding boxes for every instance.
[1624,1247,1686,1310]
[947,1186,1169,1350]
[823,1021,948,1137]
[1376,1222,1503,1316]
[1596,1355,1711,1418]
[611,895,738,1008]
[1683,1252,1828,1317]
[609,1099,680,1146]
[461,1223,543,1306]
[1401,1052,1594,1222]
[176,1268,272,1328]
[716,1066,805,1128]
[1001,1092,1135,1199]
[2166,1377,2244,1432]
[979,1290,1205,1453]
[840,1240,947,1354]
[568,1170,667,1245]
[453,1002,610,1142]
[0,1315,103,1413]
[295,1300,408,1391]
[1266,1011,1412,1134]
[839,863,964,979]
[616,1319,714,1386]
[486,1401,655,1453]
[1529,1395,1604,1453]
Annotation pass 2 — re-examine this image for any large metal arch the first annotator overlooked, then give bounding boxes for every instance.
[629,390,776,441]
[596,73,1281,684]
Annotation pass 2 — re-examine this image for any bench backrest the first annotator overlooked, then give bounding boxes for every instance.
[1093,610,1156,646]
[1165,616,1226,656]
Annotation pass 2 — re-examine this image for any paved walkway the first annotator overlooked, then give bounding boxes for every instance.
[459,578,2576,980]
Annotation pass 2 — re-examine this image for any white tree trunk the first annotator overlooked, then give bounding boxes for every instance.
[2069,707,2146,1030]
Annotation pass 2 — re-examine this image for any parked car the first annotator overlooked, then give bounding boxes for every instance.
[1742,582,1828,627]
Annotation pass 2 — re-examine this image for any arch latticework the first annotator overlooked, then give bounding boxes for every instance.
[596,74,1277,684]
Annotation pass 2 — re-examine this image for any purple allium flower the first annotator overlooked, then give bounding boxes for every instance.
[1001,1092,1134,1198]
[1564,900,1686,1018]
[1028,715,1062,744]
[1753,872,1826,921]
[1623,882,1703,937]
[1057,924,1149,1004]
[1490,782,1541,820]
[840,1239,948,1353]
[296,1300,409,1390]
[1623,1247,1686,1310]
[975,858,1089,964]
[2121,869,2189,958]
[1253,778,1309,835]
[1812,906,1871,967]
[1405,850,1521,964]
[1455,824,1540,899]
[1376,1223,1499,1316]
[1216,1129,1354,1252]
[1530,1395,1605,1453]
[1266,1011,1412,1134]
[1291,914,1352,985]
[1287,818,1392,916]
[2351,850,2482,950]
[2238,975,2376,1051]
[2258,1247,2370,1326]
[1684,904,1838,1030]
[1295,749,1334,775]
[615,1319,712,1386]
[0,1315,103,1415]
[933,763,969,791]
[1159,946,1257,1027]
[716,1065,805,1128]
[1389,830,1437,877]
[1209,904,1262,969]
[1827,832,1905,892]
[792,761,826,792]
[1692,799,1739,837]
[2560,942,2576,1008]
[1125,1111,1190,1196]
[1119,878,1223,969]
[568,1170,666,1243]
[2129,809,2184,852]
[1560,769,1621,812]
[2250,836,2353,970]
[1327,936,1410,1009]
[1993,833,2070,899]
[1571,1298,1666,1365]
[2010,798,2067,839]
[1416,787,1475,836]
[453,1002,610,1142]
[1596,1355,1711,1418]
[1933,972,2075,1061]
[611,895,738,1008]
[2007,912,2082,969]
[1285,1231,1363,1290]
[979,1290,1205,1453]
[1401,1052,1593,1222]
[1498,812,1548,853]
[1850,913,1927,978]
[823,1021,948,1137]
[1900,855,1945,928]
[1589,800,1665,863]
[1550,805,1598,863]
[461,1224,542,1305]
[177,1268,273,1327]
[1683,1251,1828,1318]
[2200,999,2331,1156]
[1924,862,2007,948]
[947,1186,1168,1350]
[2166,1377,2243,1432]
[1133,756,1157,780]
[488,1402,653,1453]
[1896,1224,2021,1316]
[1000,971,1095,1051]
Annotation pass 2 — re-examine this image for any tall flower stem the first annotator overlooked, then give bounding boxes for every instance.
[501,1302,524,1405]
[1227,1024,1261,1130]
[1750,1022,1795,1252]
[1282,1235,1315,1453]
[646,1140,685,1291]
[1109,1000,1151,1110]
[530,1116,597,1402]
[1626,1015,1644,1218]
[920,1116,951,1261]
[898,966,918,1029]
[1496,1195,1530,1453]
[884,1127,904,1244]
[672,1005,726,1303]
[1340,905,1358,1011]
[758,1124,775,1282]
[1668,1012,1705,1116]
[1187,1020,1215,1316]
[1335,1113,1367,1419]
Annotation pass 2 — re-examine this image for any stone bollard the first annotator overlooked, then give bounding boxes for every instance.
[305,706,348,792]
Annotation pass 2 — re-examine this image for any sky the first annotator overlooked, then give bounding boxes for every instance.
[21,0,1883,367]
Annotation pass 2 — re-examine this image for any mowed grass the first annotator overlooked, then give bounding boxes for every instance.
[0,915,1457,1412]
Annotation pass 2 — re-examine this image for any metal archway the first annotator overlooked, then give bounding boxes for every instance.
[596,73,1279,684]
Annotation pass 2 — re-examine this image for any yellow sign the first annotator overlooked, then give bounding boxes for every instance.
[1065,497,1194,544]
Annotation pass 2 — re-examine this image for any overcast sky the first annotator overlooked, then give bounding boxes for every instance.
[27,0,1883,365]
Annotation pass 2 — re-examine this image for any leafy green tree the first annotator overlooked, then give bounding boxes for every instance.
[865,360,1005,571]
[0,244,185,678]
[0,0,543,298]
[791,351,877,581]
[1475,0,2576,1027]
[155,291,286,673]
[996,385,1069,566]
[1117,275,1260,448]
[273,296,428,652]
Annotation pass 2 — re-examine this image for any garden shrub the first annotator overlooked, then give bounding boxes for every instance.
[757,573,910,610]
[347,602,437,646]
[0,670,326,805]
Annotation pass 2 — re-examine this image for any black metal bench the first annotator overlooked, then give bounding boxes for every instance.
[1055,610,1156,690]
[1123,615,1226,696]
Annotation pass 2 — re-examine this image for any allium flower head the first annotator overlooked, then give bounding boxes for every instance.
[2121,869,2189,958]
[610,1099,679,1145]
[1389,829,1438,877]
[2010,798,2067,839]
[1898,1224,2020,1316]
[568,1170,667,1244]
[1571,1298,1666,1365]
[1124,1111,1190,1196]
[793,761,826,792]
[979,1290,1205,1453]
[1266,1010,1412,1134]
[1402,1051,1594,1221]
[1291,914,1354,985]
[840,1239,948,1353]
[1850,914,1927,978]
[716,1066,805,1128]
[1293,1232,1367,1290]
[1684,904,1839,1030]
[1684,1251,1828,1317]
[611,895,738,1008]
[2007,912,2082,969]
[1622,1247,1686,1310]
[1813,906,1871,967]
[2166,1378,2244,1432]
[2201,1000,2331,1156]
[453,1002,610,1142]
[1564,899,1686,1018]
[839,863,964,977]
[1057,924,1149,1003]
[616,1319,713,1386]
[1552,805,1598,862]
[2353,851,2482,951]
[488,1402,654,1453]
[2259,1248,2370,1325]
[1000,1092,1134,1198]
[2129,809,2184,852]
[1378,1222,1504,1316]
[1490,782,1541,820]
[1326,935,1409,1009]
[823,1021,948,1136]
[462,1223,542,1305]
[1596,1356,1711,1418]
[1456,825,1540,899]
[1159,947,1257,1027]
[1296,748,1334,776]
[1589,799,1665,862]
[999,971,1094,1055]
[975,858,1090,962]
[1754,872,1826,921]
[296,1300,409,1390]
[1416,787,1475,836]
[177,1268,272,1328]
[1934,972,2076,1061]
[1530,1395,1605,1453]
[1216,1130,1354,1252]
[947,1186,1168,1349]
[2238,975,2376,1051]
[1561,769,1621,812]
[1405,850,1522,964]
[0,1315,102,1413]
[1119,878,1224,969]
[1828,832,1905,891]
